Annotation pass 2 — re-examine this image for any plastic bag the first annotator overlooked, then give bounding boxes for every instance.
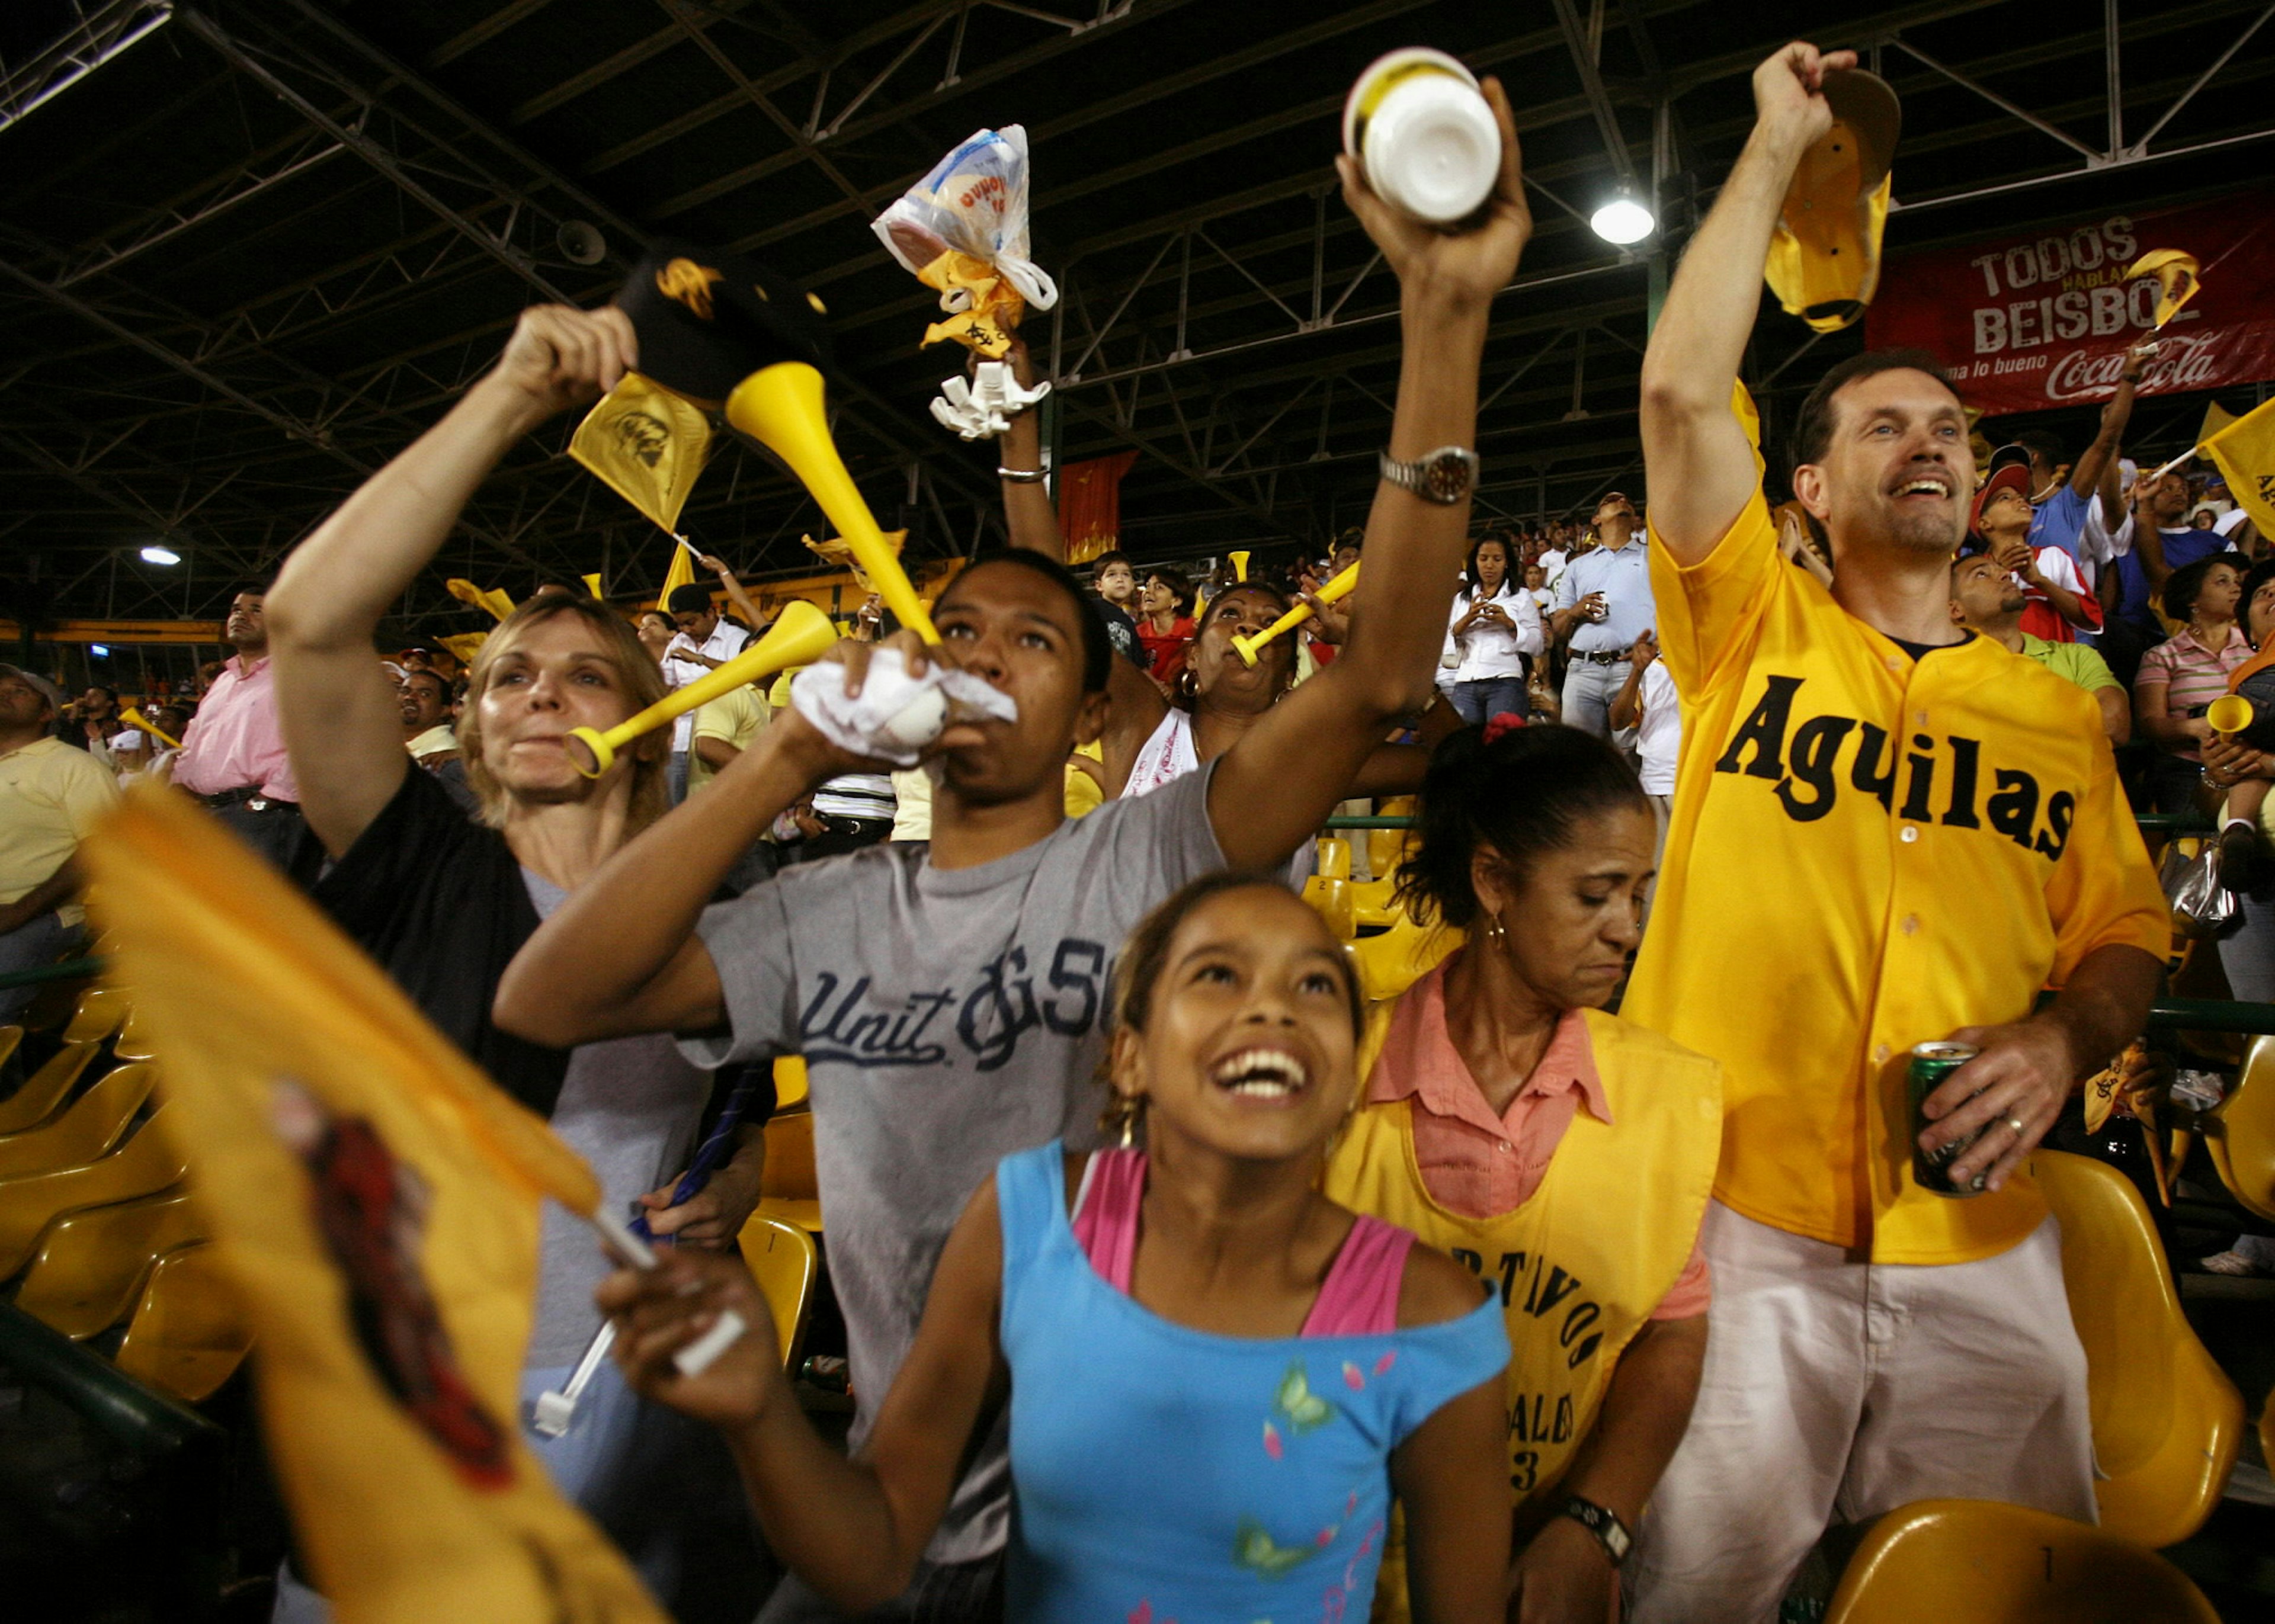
[2161,840,2236,936]
[873,127,1058,355]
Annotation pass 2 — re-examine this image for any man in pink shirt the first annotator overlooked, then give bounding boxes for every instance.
[174,588,306,866]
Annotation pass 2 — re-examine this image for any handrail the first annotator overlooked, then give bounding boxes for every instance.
[0,955,102,991]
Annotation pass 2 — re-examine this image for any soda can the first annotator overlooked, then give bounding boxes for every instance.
[1909,1041,1985,1198]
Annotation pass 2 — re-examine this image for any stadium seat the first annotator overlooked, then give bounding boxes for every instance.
[114,1242,251,1404]
[1348,874,1404,930]
[2204,1031,2275,1222]
[0,1061,159,1180]
[18,975,95,1034]
[0,1108,188,1278]
[1365,826,1409,881]
[14,1187,203,1340]
[0,1023,21,1073]
[757,1109,821,1234]
[2032,1149,2241,1548]
[1302,875,1357,942]
[1314,837,1353,880]
[58,986,130,1046]
[773,1055,809,1111]
[0,1039,105,1136]
[110,1006,159,1064]
[1348,916,1460,1004]
[738,1212,819,1373]
[1822,1499,2218,1623]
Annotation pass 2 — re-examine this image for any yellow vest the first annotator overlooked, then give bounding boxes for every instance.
[1324,1006,1721,1620]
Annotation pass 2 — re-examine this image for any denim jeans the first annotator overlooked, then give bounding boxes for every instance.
[1561,657,1626,738]
[1447,675,1527,727]
[0,912,79,1025]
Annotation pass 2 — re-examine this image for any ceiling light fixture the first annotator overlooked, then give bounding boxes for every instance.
[140,544,180,566]
[1590,186,1656,246]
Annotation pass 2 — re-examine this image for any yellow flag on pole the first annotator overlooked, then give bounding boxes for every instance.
[659,534,699,604]
[2203,397,2275,538]
[80,785,664,1623]
[446,580,515,622]
[2201,400,2237,447]
[571,373,714,537]
[2125,248,2203,329]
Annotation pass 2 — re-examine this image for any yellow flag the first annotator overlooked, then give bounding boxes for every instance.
[660,534,699,604]
[2201,399,2236,447]
[446,580,515,622]
[582,573,605,601]
[916,249,1022,357]
[436,633,489,669]
[2203,396,2275,537]
[571,372,714,536]
[802,528,908,596]
[81,785,661,1623]
[2125,248,2202,329]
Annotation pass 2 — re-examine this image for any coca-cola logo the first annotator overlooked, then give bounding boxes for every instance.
[2045,332,2223,402]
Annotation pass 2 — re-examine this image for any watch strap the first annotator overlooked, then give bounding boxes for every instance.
[1377,445,1480,505]
[1560,1495,1632,1566]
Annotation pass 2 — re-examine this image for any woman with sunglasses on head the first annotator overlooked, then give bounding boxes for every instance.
[599,873,1512,1621]
[1326,723,1720,1624]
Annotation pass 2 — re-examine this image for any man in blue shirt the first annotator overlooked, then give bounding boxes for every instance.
[1549,492,1655,737]
[2008,342,2147,562]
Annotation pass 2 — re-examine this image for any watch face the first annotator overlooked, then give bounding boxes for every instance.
[1423,451,1474,503]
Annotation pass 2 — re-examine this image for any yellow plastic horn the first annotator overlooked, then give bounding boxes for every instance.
[1229,550,1250,583]
[120,706,181,749]
[1232,560,1360,667]
[567,600,837,778]
[2208,694,2254,737]
[726,363,939,644]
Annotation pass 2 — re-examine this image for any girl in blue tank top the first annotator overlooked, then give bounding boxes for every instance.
[600,874,1511,1620]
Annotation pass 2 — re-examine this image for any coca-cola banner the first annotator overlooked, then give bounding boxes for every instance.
[1864,189,2275,416]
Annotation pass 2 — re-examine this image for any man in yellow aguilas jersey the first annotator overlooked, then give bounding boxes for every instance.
[1622,41,2167,1623]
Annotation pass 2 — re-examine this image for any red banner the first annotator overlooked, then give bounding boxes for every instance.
[1057,451,1138,566]
[1864,189,2275,417]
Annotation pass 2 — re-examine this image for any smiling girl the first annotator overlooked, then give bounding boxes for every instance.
[600,874,1513,1622]
[1325,724,1721,1624]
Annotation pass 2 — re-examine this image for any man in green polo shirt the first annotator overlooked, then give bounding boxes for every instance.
[1952,553,2127,744]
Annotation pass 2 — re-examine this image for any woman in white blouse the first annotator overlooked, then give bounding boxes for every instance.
[1444,534,1543,724]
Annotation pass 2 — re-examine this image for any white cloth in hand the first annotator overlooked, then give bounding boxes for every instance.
[930,362,1052,442]
[789,647,1018,769]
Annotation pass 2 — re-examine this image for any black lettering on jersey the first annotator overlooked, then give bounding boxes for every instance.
[1899,735,1937,822]
[2034,791,2075,859]
[1943,735,1982,829]
[1040,939,1108,1035]
[1986,770,2040,849]
[1776,715,1854,821]
[1710,675,2080,858]
[1715,675,1802,779]
[1851,722,1898,811]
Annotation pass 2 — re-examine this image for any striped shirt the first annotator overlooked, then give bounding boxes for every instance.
[2135,624,2251,762]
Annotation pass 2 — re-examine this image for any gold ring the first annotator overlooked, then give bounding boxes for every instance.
[2005,1115,2028,1135]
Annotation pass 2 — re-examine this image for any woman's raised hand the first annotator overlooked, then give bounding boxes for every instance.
[486,303,637,425]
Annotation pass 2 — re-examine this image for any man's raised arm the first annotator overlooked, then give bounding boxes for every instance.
[1208,79,1531,872]
[1640,43,1854,564]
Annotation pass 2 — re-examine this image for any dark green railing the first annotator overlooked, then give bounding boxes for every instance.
[0,955,101,992]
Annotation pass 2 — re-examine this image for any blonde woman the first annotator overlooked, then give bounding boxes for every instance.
[263,303,767,1616]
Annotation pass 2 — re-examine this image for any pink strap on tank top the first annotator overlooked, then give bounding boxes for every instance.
[1071,1148,1412,1336]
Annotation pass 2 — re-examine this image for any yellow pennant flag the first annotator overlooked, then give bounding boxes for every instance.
[81,785,662,1623]
[571,372,714,537]
[2201,399,2237,447]
[2202,396,2275,537]
[436,632,489,670]
[659,534,700,605]
[2125,248,2202,329]
[802,528,908,596]
[446,580,515,622]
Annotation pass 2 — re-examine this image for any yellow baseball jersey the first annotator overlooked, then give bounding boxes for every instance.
[1624,490,2167,1264]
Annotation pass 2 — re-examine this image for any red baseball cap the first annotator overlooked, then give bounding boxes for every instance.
[1970,460,2032,540]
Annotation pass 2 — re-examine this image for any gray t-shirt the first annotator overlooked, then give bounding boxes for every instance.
[683,763,1227,1562]
[526,871,712,1368]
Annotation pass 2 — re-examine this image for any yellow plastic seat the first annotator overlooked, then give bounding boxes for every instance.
[0,1041,104,1135]
[1365,826,1409,881]
[1302,876,1356,942]
[0,1023,21,1073]
[755,1108,821,1234]
[1348,875,1404,930]
[2205,1031,2275,1221]
[0,1061,159,1180]
[14,1186,203,1339]
[738,1212,819,1373]
[1314,837,1353,880]
[2032,1149,2241,1547]
[1823,1499,2218,1623]
[0,1106,188,1277]
[58,986,130,1045]
[773,1055,809,1111]
[1347,916,1460,1005]
[110,1006,159,1064]
[114,1242,252,1404]
[18,975,95,1034]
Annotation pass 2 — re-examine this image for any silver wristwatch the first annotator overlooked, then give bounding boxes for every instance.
[1378,445,1481,505]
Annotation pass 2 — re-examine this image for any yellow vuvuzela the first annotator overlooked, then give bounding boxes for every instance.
[1233,560,1359,667]
[568,599,837,778]
[120,705,180,749]
[727,362,940,644]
